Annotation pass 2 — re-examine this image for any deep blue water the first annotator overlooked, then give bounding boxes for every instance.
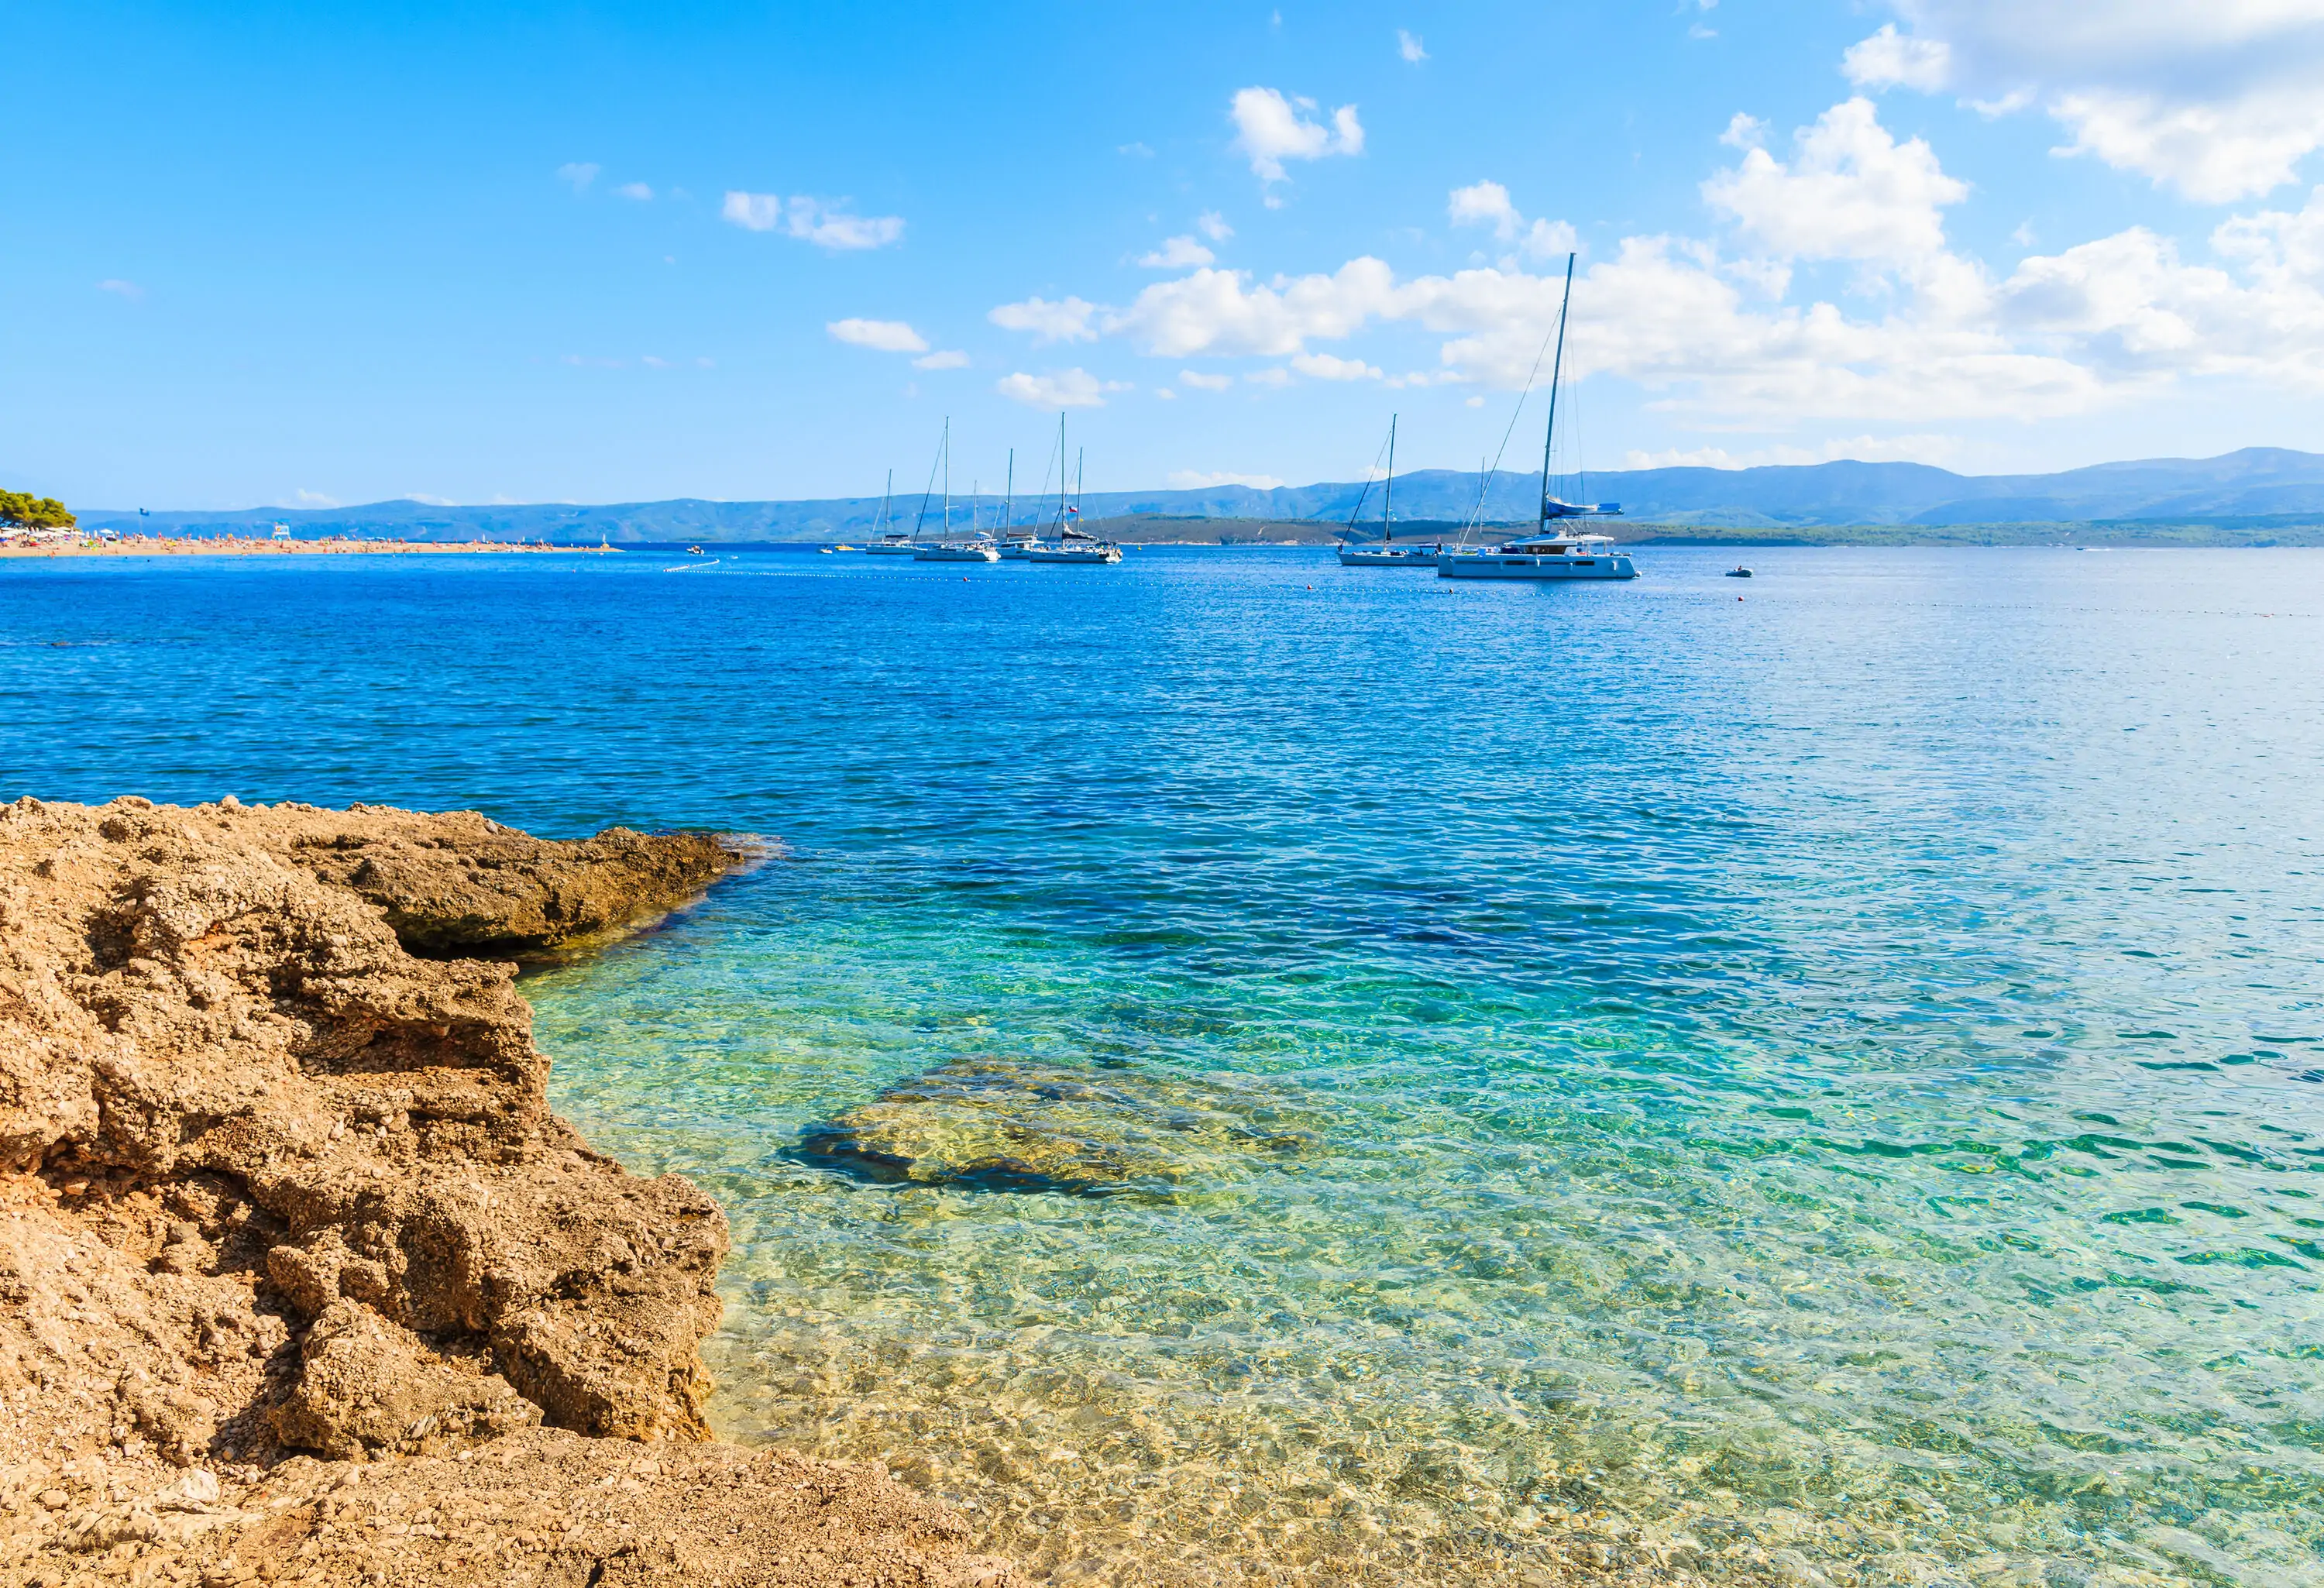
[4,545,2321,1586]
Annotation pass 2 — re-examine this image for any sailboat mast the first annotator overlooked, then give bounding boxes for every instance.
[1383,414,1396,545]
[1540,252,1576,532]
[1053,414,1067,531]
[1004,449,1013,532]
[878,469,892,536]
[1075,447,1084,522]
[941,418,951,537]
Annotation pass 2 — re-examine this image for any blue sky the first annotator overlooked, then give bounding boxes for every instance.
[9,1,2324,509]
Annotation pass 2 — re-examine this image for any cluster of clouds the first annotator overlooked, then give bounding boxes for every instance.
[951,8,2324,425]
[1841,0,2324,203]
[555,161,907,252]
[785,6,2324,435]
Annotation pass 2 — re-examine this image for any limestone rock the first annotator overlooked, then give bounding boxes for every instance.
[792,1056,1315,1198]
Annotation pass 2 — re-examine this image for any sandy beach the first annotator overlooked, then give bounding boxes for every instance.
[0,536,612,559]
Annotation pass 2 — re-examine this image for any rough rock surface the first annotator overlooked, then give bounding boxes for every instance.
[790,1057,1315,1198]
[0,796,1024,1587]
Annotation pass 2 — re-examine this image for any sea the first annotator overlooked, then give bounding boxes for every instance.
[4,545,2320,1586]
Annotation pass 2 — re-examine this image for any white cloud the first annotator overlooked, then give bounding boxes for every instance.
[995,368,1127,408]
[1843,23,1951,91]
[1230,87,1365,188]
[723,191,783,230]
[556,162,600,192]
[1167,469,1287,489]
[1119,142,1155,157]
[1290,351,1383,380]
[988,295,1100,344]
[1448,180,1580,262]
[96,279,143,301]
[1156,387,1177,399]
[1449,180,1521,236]
[614,181,654,201]
[641,355,669,367]
[1140,235,1216,269]
[1108,261,1398,358]
[827,318,929,353]
[1847,1,2324,201]
[913,349,971,370]
[293,489,340,507]
[1397,29,1428,63]
[1178,369,1235,391]
[1243,367,1293,387]
[1702,98,1968,266]
[723,192,905,249]
[1197,211,1234,242]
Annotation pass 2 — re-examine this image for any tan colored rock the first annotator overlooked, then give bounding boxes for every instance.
[0,796,1030,1588]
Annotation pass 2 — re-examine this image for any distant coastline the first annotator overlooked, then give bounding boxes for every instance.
[67,445,2324,545]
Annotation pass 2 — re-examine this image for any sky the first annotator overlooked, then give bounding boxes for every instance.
[9,0,2324,510]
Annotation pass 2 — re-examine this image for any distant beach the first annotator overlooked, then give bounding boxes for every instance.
[0,534,614,559]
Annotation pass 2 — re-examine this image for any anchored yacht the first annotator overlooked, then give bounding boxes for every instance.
[1338,415,1440,569]
[1439,252,1637,583]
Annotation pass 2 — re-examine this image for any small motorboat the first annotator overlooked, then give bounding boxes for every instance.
[1725,566,1752,578]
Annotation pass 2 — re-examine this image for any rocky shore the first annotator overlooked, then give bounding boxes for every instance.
[0,798,1019,1587]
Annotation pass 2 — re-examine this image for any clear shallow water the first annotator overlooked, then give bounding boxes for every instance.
[4,546,2322,1586]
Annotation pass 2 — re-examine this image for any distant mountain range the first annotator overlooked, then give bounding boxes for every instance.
[79,447,2324,541]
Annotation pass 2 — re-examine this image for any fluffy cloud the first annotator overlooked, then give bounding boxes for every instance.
[614,181,654,201]
[1289,352,1383,380]
[1701,98,1967,265]
[988,295,1099,343]
[827,318,929,353]
[1448,180,1581,262]
[1842,25,1951,92]
[1178,369,1235,391]
[994,368,1128,408]
[1230,87,1364,191]
[1140,235,1215,269]
[96,279,143,301]
[1105,260,1401,357]
[555,162,600,192]
[913,349,971,370]
[1845,1,2324,201]
[1397,29,1428,63]
[1197,211,1234,242]
[722,192,905,249]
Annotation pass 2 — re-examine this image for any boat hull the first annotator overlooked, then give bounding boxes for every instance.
[1337,547,1439,569]
[863,544,920,555]
[1439,552,1637,580]
[914,547,1001,562]
[1025,547,1121,564]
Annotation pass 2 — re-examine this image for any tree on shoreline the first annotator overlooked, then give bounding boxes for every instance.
[0,490,76,529]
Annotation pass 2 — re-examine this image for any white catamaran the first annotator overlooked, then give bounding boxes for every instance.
[1440,253,1637,583]
[1337,414,1439,568]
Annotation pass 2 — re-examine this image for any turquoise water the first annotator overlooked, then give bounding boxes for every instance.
[5,547,2322,1585]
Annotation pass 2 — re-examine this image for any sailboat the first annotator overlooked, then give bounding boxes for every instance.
[1336,414,1436,568]
[1025,424,1121,564]
[1440,253,1637,582]
[993,451,1043,558]
[862,470,918,554]
[913,419,999,562]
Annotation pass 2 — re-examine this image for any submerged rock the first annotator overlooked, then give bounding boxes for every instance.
[792,1057,1313,1198]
